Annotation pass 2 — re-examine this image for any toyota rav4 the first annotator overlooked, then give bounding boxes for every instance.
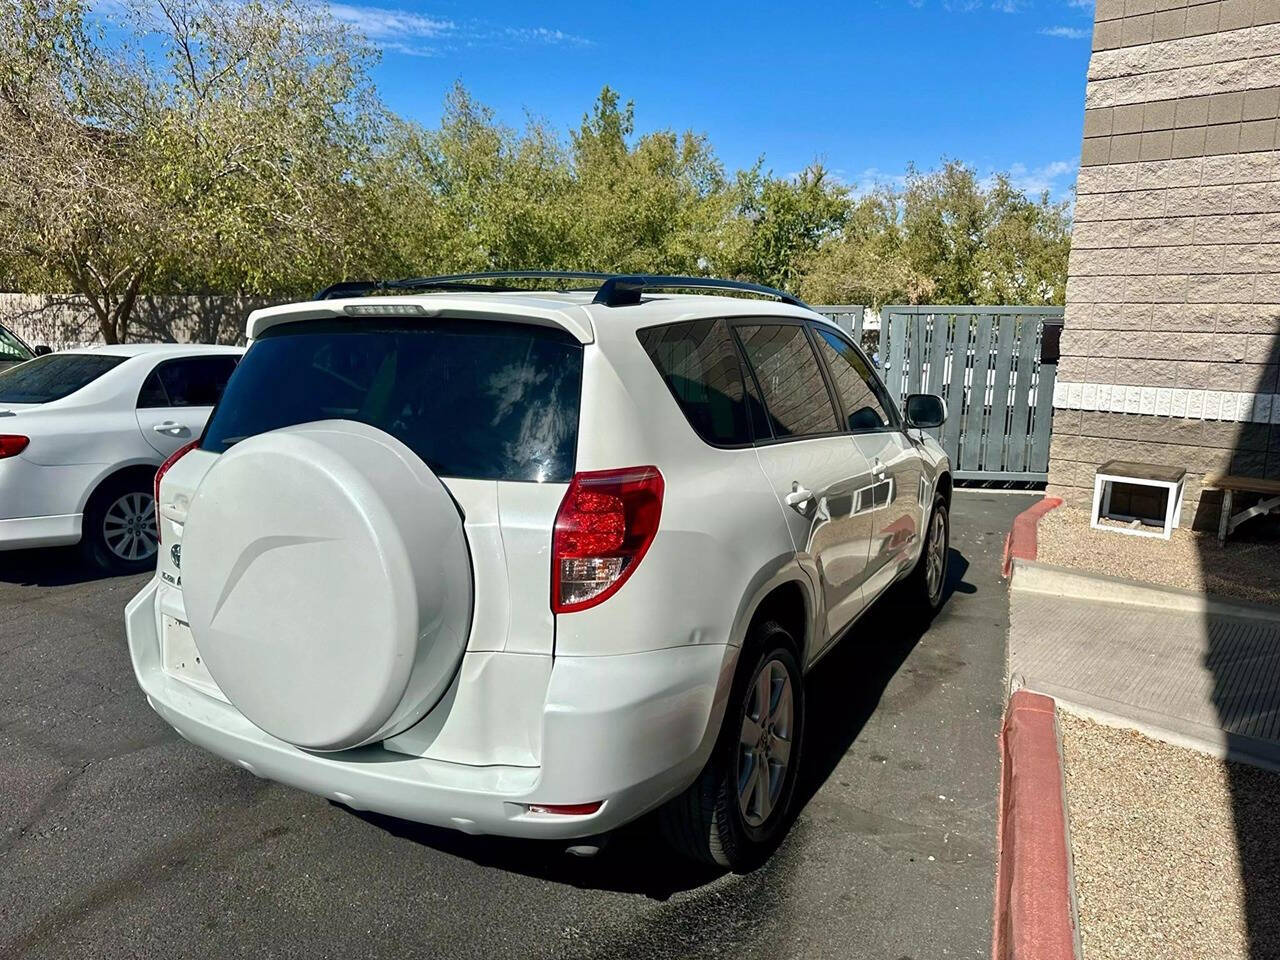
[125,272,952,870]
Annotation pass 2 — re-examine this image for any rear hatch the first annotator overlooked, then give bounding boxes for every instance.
[155,314,585,690]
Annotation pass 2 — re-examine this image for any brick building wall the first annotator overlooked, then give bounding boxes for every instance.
[1048,0,1280,521]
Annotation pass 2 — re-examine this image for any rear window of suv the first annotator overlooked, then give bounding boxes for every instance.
[201,317,583,483]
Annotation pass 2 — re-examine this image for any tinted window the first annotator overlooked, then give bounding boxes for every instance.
[0,326,32,364]
[734,324,838,439]
[638,319,754,446]
[201,318,583,483]
[0,353,126,404]
[138,356,239,408]
[814,328,893,431]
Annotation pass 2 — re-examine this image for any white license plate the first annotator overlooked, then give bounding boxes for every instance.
[162,616,226,701]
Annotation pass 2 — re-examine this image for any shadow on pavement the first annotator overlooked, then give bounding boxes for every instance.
[794,549,971,813]
[0,545,130,587]
[1193,328,1280,959]
[348,808,723,900]
[353,546,973,900]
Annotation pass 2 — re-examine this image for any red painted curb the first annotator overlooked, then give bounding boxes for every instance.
[992,690,1076,960]
[1001,497,1063,578]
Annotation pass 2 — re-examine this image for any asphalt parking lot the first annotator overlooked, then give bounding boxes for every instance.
[0,491,1031,960]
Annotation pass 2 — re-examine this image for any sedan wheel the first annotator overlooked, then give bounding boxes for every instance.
[102,491,159,562]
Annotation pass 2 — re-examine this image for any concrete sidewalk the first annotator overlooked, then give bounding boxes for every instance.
[1009,564,1280,770]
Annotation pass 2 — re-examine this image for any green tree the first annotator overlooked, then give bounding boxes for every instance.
[371,84,575,276]
[568,86,729,274]
[722,164,850,292]
[0,0,382,342]
[1,4,1072,342]
[796,187,934,307]
[895,160,1070,306]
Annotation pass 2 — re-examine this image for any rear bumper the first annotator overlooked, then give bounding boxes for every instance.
[125,578,735,839]
[0,513,81,550]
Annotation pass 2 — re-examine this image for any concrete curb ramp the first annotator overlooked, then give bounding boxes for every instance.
[1011,557,1280,625]
[992,690,1079,960]
[1010,558,1280,772]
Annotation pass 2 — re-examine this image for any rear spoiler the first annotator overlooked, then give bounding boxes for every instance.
[245,298,595,344]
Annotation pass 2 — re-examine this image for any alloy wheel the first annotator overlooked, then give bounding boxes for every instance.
[737,657,795,827]
[925,508,947,603]
[102,492,158,562]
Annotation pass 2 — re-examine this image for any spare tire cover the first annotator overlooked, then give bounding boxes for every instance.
[182,420,472,752]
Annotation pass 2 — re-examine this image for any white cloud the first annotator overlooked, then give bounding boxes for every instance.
[843,160,1077,203]
[504,26,592,47]
[328,3,451,40]
[939,0,1024,10]
[1066,0,1094,8]
[1040,24,1090,38]
[847,167,910,197]
[999,159,1078,199]
[326,4,590,56]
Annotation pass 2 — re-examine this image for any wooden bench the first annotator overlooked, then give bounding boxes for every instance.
[1201,474,1280,544]
[1092,460,1186,540]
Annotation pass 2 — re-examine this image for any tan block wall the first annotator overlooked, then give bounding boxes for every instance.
[0,293,267,350]
[1050,0,1280,519]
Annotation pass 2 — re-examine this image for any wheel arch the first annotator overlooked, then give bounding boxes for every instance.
[731,564,817,666]
[936,469,953,509]
[746,580,809,660]
[78,459,161,515]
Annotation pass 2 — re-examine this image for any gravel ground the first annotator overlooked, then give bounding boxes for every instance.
[1036,506,1280,606]
[1060,712,1280,960]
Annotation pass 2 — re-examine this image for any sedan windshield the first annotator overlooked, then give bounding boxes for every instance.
[0,353,127,404]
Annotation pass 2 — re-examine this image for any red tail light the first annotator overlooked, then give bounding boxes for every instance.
[551,466,663,613]
[154,440,198,543]
[0,435,29,459]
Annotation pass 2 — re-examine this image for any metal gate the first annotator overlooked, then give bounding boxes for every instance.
[814,304,1062,483]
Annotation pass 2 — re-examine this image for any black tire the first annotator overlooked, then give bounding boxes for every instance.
[660,621,806,871]
[906,494,949,612]
[81,474,160,574]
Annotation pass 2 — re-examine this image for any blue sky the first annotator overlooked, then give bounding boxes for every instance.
[330,0,1096,202]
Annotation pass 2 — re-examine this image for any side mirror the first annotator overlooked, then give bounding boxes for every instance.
[33,345,52,356]
[905,393,945,429]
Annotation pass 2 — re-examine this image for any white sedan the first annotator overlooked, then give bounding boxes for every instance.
[0,343,243,572]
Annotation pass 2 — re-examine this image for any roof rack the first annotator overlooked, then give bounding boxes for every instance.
[313,271,613,300]
[591,275,806,308]
[313,271,809,309]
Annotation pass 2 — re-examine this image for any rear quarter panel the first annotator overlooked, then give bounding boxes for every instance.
[554,329,809,658]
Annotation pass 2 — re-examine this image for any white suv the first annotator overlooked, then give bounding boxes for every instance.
[125,273,951,869]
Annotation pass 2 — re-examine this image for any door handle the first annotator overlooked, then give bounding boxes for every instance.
[153,421,187,436]
[872,457,886,479]
[785,482,815,516]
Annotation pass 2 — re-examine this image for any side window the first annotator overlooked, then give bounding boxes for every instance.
[814,328,894,432]
[139,356,239,409]
[137,369,169,408]
[637,319,754,446]
[734,323,839,439]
